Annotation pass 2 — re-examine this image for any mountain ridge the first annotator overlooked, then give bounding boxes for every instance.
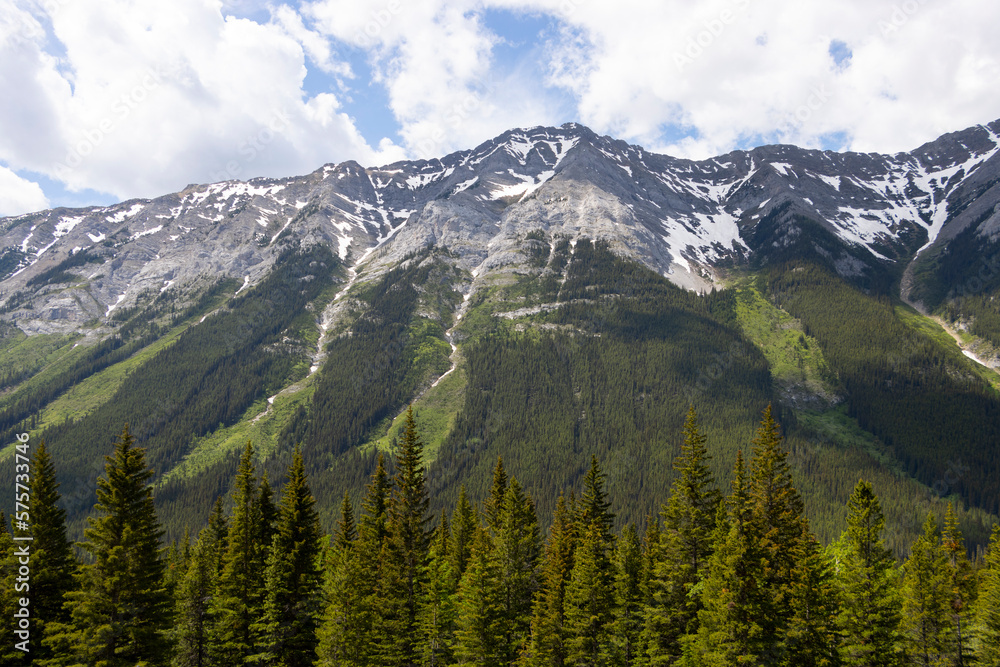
[3,118,1000,338]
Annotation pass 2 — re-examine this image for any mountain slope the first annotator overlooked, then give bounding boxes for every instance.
[2,119,1000,552]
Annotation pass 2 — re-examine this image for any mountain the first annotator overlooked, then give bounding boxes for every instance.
[2,119,999,553]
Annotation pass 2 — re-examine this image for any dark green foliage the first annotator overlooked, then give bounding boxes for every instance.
[254,448,324,667]
[610,524,643,667]
[767,262,1000,517]
[454,525,504,666]
[939,504,975,666]
[449,486,477,584]
[524,494,576,667]
[429,240,774,533]
[417,517,458,667]
[0,509,30,665]
[564,520,616,666]
[316,494,372,667]
[208,442,269,664]
[377,407,433,666]
[833,480,903,667]
[25,249,105,288]
[26,441,75,662]
[282,252,455,460]
[900,513,949,667]
[46,425,171,665]
[644,407,721,663]
[492,478,541,663]
[971,524,1000,663]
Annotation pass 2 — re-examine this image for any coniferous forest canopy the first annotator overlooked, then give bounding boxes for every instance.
[2,407,1000,665]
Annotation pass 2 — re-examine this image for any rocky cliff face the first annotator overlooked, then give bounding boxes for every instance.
[2,119,999,335]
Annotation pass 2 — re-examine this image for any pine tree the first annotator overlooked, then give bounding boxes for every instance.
[254,447,324,667]
[524,493,576,667]
[610,523,644,667]
[970,524,1000,665]
[900,512,949,667]
[27,440,75,663]
[645,406,721,663]
[209,441,267,664]
[377,407,432,666]
[52,424,171,665]
[418,513,458,667]
[317,493,370,667]
[940,504,975,667]
[834,480,903,667]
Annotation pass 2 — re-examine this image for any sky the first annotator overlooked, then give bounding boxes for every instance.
[1,0,999,217]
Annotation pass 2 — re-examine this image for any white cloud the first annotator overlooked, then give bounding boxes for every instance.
[308,0,1000,160]
[0,0,404,202]
[3,0,1000,212]
[0,166,48,217]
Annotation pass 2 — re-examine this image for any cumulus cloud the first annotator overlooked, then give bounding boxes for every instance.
[0,0,404,203]
[0,166,48,217]
[3,0,1000,210]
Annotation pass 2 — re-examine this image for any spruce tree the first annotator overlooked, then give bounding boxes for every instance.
[578,456,614,543]
[454,525,503,666]
[971,524,1000,664]
[692,450,761,666]
[378,407,432,666]
[317,493,370,667]
[645,406,720,663]
[28,440,75,663]
[784,533,840,667]
[320,454,390,666]
[524,493,576,667]
[940,504,975,667]
[484,457,509,532]
[449,485,477,585]
[174,521,225,667]
[254,447,324,667]
[611,523,644,667]
[834,480,903,667]
[209,441,266,664]
[564,520,615,666]
[900,512,949,667]
[55,424,171,664]
[418,514,458,667]
[493,478,541,663]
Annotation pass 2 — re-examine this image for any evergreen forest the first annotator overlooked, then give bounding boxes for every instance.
[3,407,1000,666]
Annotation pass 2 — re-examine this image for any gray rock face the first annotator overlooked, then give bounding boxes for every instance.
[2,119,1000,334]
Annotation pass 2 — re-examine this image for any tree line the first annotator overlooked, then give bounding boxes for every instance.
[2,406,1000,666]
